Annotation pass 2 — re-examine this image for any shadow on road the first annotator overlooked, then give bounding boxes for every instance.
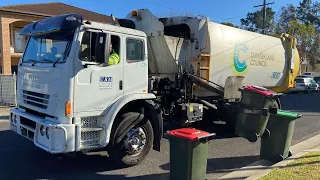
[159,155,259,174]
[0,130,169,180]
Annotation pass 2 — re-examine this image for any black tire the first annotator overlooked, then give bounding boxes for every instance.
[107,112,154,167]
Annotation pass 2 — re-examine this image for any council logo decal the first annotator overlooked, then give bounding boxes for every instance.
[232,44,248,76]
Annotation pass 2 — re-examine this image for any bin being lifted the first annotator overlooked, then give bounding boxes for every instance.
[235,85,283,142]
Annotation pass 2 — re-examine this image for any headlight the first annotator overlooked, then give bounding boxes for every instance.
[40,125,46,136]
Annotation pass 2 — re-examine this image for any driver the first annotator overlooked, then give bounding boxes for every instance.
[107,43,119,65]
[50,47,58,60]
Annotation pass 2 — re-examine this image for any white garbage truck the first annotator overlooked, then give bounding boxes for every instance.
[9,9,300,167]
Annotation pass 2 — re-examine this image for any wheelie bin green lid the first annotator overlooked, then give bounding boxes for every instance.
[276,110,302,119]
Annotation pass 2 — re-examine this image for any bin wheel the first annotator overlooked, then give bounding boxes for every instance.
[276,98,281,110]
[261,128,270,139]
[288,151,292,157]
[247,132,258,142]
[278,154,285,162]
[304,88,310,94]
[107,112,154,167]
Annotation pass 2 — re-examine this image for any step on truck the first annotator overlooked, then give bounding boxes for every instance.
[10,9,300,167]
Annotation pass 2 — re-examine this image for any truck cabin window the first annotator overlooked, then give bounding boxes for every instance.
[79,31,120,65]
[126,39,143,63]
[22,34,72,64]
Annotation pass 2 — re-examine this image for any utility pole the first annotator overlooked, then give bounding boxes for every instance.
[254,0,274,34]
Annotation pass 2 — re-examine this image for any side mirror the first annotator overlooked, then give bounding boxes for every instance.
[94,32,107,64]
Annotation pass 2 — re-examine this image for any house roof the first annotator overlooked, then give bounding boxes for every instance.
[0,2,111,23]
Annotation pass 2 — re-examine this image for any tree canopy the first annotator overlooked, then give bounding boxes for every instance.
[239,0,320,67]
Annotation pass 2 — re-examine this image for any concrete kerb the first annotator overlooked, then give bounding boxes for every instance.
[217,133,320,180]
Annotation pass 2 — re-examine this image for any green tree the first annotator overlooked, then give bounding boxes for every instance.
[276,4,297,33]
[296,0,320,68]
[287,19,317,66]
[221,22,240,28]
[296,0,320,26]
[275,1,320,70]
[240,7,276,33]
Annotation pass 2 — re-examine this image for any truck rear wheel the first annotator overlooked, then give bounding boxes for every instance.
[107,112,154,167]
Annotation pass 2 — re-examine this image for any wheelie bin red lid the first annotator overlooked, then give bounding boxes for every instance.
[168,128,210,141]
[241,85,281,97]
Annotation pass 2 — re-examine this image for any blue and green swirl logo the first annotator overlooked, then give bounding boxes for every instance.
[232,44,248,76]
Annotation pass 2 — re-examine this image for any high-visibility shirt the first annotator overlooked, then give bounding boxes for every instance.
[108,51,120,65]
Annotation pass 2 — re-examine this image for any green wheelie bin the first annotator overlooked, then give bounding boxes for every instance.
[260,109,302,163]
[235,85,282,142]
[165,128,216,180]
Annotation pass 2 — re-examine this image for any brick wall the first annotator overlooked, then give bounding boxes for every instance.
[0,12,43,74]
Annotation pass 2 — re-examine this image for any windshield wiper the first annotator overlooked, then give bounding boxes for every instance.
[53,57,61,67]
[39,59,54,63]
[22,59,38,66]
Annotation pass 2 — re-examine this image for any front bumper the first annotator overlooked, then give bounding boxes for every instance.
[291,86,307,92]
[10,108,76,153]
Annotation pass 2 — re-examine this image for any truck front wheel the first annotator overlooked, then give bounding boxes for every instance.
[107,112,154,167]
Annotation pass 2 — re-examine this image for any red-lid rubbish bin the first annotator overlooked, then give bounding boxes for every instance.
[235,85,283,142]
[165,128,216,180]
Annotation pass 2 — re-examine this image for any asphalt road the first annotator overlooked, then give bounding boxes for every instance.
[1,92,320,180]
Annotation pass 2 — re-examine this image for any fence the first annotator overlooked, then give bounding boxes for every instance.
[0,73,16,107]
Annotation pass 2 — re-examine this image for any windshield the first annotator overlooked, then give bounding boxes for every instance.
[314,77,320,81]
[22,34,73,64]
[295,79,305,83]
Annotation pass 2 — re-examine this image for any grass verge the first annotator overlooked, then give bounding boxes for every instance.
[259,151,320,180]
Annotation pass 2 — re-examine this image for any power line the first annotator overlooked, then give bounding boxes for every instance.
[254,0,275,34]
[222,15,247,21]
[209,17,273,33]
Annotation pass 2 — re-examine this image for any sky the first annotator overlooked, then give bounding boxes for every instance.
[0,0,302,25]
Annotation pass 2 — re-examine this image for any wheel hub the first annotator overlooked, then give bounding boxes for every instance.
[124,126,147,156]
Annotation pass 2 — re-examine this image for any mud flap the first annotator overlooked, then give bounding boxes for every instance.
[224,76,245,100]
[146,100,163,152]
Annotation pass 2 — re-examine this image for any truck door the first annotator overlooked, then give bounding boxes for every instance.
[123,37,148,95]
[74,30,124,113]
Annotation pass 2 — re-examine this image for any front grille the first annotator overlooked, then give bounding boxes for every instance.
[20,117,36,129]
[81,131,99,141]
[22,90,50,109]
[80,131,100,147]
[81,116,99,128]
[80,116,102,149]
[21,126,35,140]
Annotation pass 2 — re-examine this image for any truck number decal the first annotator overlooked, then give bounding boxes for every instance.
[100,76,113,82]
[271,72,281,79]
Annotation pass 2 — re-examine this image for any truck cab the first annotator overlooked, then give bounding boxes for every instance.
[10,14,161,167]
